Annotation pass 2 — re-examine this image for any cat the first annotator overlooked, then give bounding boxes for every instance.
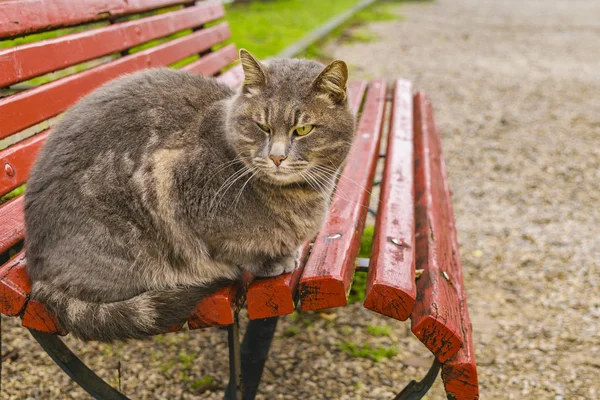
[24,49,355,341]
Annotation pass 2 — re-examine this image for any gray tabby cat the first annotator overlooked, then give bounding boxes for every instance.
[24,49,355,342]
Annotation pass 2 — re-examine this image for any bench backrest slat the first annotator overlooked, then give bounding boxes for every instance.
[0,0,195,38]
[0,23,231,140]
[0,3,225,87]
[0,130,48,196]
[181,44,238,76]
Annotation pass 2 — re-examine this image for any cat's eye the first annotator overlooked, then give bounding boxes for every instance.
[256,123,271,133]
[294,125,313,136]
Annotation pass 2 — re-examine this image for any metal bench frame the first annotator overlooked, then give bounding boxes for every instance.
[0,1,479,399]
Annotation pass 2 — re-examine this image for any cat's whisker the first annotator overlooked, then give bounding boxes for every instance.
[312,164,377,201]
[232,168,259,212]
[307,168,372,211]
[199,153,246,193]
[208,167,254,215]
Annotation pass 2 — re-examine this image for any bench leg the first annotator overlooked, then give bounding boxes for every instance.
[394,359,441,400]
[224,316,279,400]
[225,317,243,400]
[28,329,129,400]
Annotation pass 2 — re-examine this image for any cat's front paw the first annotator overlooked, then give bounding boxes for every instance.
[251,255,298,278]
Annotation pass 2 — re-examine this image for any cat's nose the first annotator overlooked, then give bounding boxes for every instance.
[269,155,287,167]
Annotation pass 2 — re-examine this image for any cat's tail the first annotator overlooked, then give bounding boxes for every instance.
[31,280,231,342]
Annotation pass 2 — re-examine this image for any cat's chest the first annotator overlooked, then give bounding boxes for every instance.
[224,194,328,258]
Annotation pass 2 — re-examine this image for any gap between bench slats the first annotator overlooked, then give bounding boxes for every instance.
[0,23,232,140]
[411,92,463,363]
[245,80,367,320]
[0,0,195,39]
[363,79,416,321]
[0,3,225,88]
[297,78,386,311]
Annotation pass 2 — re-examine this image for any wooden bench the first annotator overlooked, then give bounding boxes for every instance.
[0,1,479,399]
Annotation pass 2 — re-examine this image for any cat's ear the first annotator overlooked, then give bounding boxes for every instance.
[239,49,267,93]
[312,60,348,105]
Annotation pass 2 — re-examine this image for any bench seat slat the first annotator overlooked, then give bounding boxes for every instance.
[245,80,367,320]
[298,79,386,311]
[22,299,66,335]
[0,0,195,39]
[181,44,238,77]
[0,251,29,316]
[188,271,253,329]
[0,23,232,140]
[433,98,479,398]
[411,92,463,363]
[245,243,310,320]
[0,197,25,255]
[364,80,416,321]
[0,3,225,88]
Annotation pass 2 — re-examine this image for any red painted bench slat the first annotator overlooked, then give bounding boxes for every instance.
[0,251,29,316]
[0,197,25,255]
[245,80,367,320]
[181,44,238,77]
[432,100,479,399]
[364,80,416,321]
[245,242,311,320]
[0,23,231,140]
[188,271,253,329]
[0,0,194,39]
[22,299,66,335]
[0,130,48,196]
[0,3,225,88]
[298,79,386,311]
[410,92,463,363]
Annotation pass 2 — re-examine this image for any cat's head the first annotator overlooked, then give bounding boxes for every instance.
[226,49,355,186]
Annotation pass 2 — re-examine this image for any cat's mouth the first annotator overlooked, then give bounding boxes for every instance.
[251,157,308,185]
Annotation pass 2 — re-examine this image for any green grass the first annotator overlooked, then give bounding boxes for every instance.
[224,0,364,59]
[282,325,300,337]
[191,376,215,390]
[339,341,398,362]
[367,324,392,337]
[348,225,375,303]
[303,1,401,59]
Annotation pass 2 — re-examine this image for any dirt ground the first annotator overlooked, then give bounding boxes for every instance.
[1,0,599,399]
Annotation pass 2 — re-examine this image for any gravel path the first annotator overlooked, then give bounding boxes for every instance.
[2,0,599,399]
